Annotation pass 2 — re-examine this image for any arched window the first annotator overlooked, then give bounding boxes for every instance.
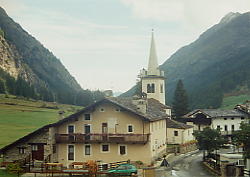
[147,84,151,93]
[151,84,155,93]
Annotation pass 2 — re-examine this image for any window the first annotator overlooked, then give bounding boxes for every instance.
[224,118,227,120]
[119,145,126,155]
[224,125,228,131]
[160,84,163,93]
[147,83,155,93]
[174,131,178,136]
[128,125,133,133]
[85,145,91,155]
[241,117,245,120]
[231,117,234,120]
[32,145,38,151]
[68,125,74,133]
[68,145,74,160]
[147,84,151,93]
[115,108,121,112]
[151,84,155,93]
[18,147,26,154]
[231,125,235,131]
[102,144,109,152]
[100,108,105,112]
[217,125,221,130]
[84,114,91,120]
[53,144,56,154]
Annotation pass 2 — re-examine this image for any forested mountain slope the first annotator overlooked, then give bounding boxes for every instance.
[0,7,82,104]
[122,12,250,109]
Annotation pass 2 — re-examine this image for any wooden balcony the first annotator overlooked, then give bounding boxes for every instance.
[55,133,150,144]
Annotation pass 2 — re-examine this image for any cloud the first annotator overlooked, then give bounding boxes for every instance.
[120,0,250,29]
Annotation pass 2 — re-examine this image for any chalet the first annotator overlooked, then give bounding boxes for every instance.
[0,31,172,167]
[179,109,249,137]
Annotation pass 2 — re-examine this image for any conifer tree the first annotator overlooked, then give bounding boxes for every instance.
[173,79,189,118]
[0,79,6,93]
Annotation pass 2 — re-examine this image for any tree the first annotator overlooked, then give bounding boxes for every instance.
[75,90,94,107]
[92,90,105,102]
[0,79,5,93]
[234,122,250,159]
[172,80,189,118]
[193,127,225,159]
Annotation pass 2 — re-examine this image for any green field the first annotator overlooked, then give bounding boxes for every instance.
[0,94,82,149]
[220,94,250,109]
[0,169,16,177]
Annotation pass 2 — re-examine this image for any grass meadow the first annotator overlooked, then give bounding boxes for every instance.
[0,94,82,149]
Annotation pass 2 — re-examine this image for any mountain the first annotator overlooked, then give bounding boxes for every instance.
[0,7,82,104]
[123,12,250,109]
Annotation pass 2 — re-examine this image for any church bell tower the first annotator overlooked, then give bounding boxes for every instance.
[140,31,166,104]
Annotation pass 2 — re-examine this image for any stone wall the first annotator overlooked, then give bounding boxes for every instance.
[3,127,53,162]
[179,143,197,154]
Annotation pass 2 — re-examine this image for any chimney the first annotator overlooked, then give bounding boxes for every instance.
[132,96,147,114]
[104,90,113,97]
[58,110,65,120]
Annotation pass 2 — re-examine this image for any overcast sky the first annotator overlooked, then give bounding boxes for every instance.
[0,0,250,92]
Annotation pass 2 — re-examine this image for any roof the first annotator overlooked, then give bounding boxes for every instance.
[0,124,52,153]
[0,97,170,153]
[166,119,193,129]
[147,31,160,76]
[105,97,171,121]
[235,104,250,115]
[184,109,247,118]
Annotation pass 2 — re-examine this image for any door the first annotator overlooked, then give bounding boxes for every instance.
[32,144,44,161]
[84,124,91,140]
[68,125,75,141]
[102,123,108,141]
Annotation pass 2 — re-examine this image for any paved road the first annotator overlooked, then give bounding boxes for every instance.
[156,152,214,177]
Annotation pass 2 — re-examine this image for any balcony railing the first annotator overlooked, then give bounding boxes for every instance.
[55,133,150,144]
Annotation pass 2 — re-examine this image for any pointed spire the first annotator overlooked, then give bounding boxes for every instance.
[148,29,160,76]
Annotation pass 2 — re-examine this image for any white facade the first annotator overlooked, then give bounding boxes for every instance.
[141,77,165,105]
[211,117,247,135]
[184,109,249,135]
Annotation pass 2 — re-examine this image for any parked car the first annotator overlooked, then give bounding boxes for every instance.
[108,164,137,176]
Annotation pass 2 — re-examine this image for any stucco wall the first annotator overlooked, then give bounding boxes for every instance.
[167,127,194,144]
[141,77,165,104]
[58,103,150,135]
[149,119,167,159]
[57,143,152,167]
[211,117,247,132]
[56,103,166,165]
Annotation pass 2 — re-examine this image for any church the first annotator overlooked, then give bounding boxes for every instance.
[0,32,172,167]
